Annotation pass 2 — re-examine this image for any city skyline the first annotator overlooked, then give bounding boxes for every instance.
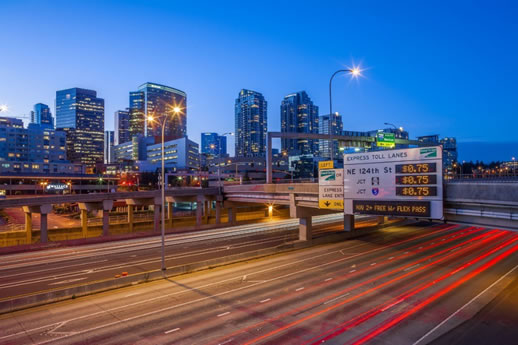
[1,1,517,162]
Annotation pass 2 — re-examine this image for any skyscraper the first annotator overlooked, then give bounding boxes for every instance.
[55,88,104,166]
[104,130,115,164]
[129,82,187,141]
[235,89,267,157]
[114,109,130,145]
[280,91,319,156]
[201,133,228,157]
[129,91,145,138]
[319,112,343,159]
[30,103,54,130]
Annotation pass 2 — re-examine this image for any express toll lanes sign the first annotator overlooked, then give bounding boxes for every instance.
[343,146,443,219]
[318,168,344,210]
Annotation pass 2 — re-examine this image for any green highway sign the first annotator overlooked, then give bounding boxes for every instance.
[376,132,395,148]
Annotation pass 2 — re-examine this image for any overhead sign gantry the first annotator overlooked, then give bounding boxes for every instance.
[343,146,444,219]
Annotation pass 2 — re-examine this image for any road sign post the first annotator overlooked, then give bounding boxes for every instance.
[343,146,443,219]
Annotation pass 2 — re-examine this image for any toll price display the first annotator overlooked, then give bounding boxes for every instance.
[396,186,437,197]
[395,163,437,174]
[395,174,437,185]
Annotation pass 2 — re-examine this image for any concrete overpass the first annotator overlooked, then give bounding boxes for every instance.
[0,181,517,246]
[0,188,221,244]
[224,181,518,238]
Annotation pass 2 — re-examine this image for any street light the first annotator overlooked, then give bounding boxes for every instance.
[329,66,362,160]
[0,105,8,113]
[147,105,183,272]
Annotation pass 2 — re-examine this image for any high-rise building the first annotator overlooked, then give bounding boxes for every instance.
[55,88,104,166]
[30,103,54,130]
[318,113,343,159]
[417,135,458,168]
[129,91,145,138]
[104,131,115,164]
[235,89,267,157]
[219,135,227,157]
[201,133,228,157]
[440,137,458,167]
[280,91,319,156]
[129,82,187,141]
[114,109,130,145]
[0,116,77,174]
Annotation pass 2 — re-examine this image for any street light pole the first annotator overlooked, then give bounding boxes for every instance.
[328,67,361,161]
[148,106,181,273]
[160,119,166,272]
[384,122,397,130]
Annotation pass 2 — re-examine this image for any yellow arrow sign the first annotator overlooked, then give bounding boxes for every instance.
[319,199,344,209]
[319,161,334,170]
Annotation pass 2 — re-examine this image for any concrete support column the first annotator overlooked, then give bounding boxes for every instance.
[23,204,52,244]
[167,202,173,219]
[24,211,32,245]
[40,213,48,243]
[80,209,88,238]
[204,201,210,224]
[215,201,221,224]
[102,200,113,236]
[299,216,312,241]
[344,214,355,232]
[154,204,160,232]
[377,216,386,225]
[228,207,236,225]
[196,199,203,226]
[128,205,134,232]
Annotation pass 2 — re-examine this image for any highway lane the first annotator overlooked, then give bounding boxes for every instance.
[0,214,372,300]
[2,222,517,344]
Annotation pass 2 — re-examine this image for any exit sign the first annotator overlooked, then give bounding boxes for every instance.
[376,132,395,148]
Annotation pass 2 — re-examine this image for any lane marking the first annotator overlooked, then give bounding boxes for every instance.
[165,328,180,334]
[388,257,394,260]
[48,277,87,286]
[381,298,404,312]
[295,287,304,292]
[324,278,333,282]
[260,298,271,303]
[370,263,377,266]
[217,312,230,317]
[404,264,421,272]
[350,269,357,273]
[324,293,350,305]
[413,263,518,345]
[0,259,108,279]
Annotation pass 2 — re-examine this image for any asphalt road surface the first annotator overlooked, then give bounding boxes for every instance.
[0,214,361,300]
[1,222,517,344]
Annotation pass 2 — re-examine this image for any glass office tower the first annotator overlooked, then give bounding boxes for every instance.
[280,91,319,156]
[114,109,130,145]
[55,88,104,166]
[129,82,187,141]
[201,132,227,157]
[235,89,267,157]
[31,103,54,130]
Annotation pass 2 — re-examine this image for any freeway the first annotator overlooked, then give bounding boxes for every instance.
[0,214,363,301]
[1,222,517,344]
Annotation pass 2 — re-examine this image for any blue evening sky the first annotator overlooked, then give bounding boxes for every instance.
[1,0,517,161]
